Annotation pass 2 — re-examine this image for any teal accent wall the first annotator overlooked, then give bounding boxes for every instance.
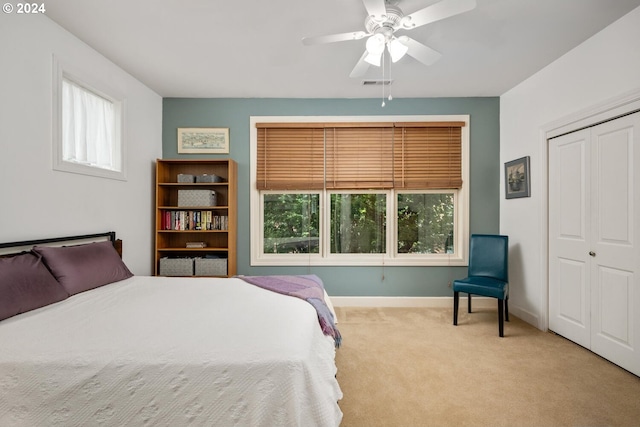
[162,97,500,297]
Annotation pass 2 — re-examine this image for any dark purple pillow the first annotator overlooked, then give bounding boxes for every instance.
[0,252,69,321]
[33,240,133,295]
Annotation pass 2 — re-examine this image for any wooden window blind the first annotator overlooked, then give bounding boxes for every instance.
[393,123,463,189]
[256,126,324,190]
[325,127,394,189]
[256,121,464,191]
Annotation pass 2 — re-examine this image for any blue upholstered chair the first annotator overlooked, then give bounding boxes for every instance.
[453,234,509,337]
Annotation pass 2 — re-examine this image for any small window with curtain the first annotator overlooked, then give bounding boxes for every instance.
[53,57,125,181]
[250,116,469,266]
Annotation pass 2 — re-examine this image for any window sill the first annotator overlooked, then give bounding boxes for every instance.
[53,160,127,181]
[250,254,467,267]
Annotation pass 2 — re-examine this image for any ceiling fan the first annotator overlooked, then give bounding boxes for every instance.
[302,0,476,78]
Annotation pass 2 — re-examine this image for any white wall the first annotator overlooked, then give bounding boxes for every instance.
[0,14,162,274]
[500,6,640,328]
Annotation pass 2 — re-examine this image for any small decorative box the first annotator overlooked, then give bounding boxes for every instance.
[177,189,217,207]
[159,257,194,276]
[195,174,223,183]
[194,257,227,276]
[185,241,206,248]
[177,174,195,183]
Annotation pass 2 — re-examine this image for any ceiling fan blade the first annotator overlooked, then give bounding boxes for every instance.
[399,36,442,66]
[362,0,387,20]
[349,51,371,78]
[401,0,476,29]
[302,31,367,46]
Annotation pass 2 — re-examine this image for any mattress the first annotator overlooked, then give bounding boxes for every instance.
[0,276,343,426]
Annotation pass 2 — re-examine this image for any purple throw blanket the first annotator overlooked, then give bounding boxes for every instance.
[237,274,341,348]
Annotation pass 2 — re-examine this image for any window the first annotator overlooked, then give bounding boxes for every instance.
[53,57,125,180]
[330,192,387,254]
[397,192,455,254]
[263,192,320,254]
[251,116,469,266]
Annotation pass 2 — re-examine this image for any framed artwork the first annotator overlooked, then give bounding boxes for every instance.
[177,128,229,154]
[504,156,531,199]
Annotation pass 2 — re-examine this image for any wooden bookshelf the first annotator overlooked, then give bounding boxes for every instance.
[154,159,237,277]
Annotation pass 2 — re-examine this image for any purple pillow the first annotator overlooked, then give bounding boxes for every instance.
[0,252,69,321]
[33,240,133,295]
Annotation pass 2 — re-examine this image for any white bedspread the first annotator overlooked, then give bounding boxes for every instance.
[0,276,343,426]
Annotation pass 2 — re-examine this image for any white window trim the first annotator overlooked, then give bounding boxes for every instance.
[52,55,127,181]
[249,115,470,266]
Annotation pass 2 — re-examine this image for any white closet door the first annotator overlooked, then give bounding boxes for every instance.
[549,129,591,348]
[589,113,639,375]
[549,112,640,376]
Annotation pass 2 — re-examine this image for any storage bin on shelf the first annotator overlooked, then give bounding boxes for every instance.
[195,174,223,183]
[177,190,217,207]
[177,174,195,183]
[159,257,194,276]
[194,257,227,276]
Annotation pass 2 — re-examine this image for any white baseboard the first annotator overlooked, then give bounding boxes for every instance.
[508,304,540,329]
[330,296,542,330]
[329,296,495,309]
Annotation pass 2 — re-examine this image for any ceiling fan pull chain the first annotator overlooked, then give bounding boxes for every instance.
[381,49,386,107]
[387,50,393,102]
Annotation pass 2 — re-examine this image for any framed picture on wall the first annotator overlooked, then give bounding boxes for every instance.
[177,128,229,154]
[504,156,531,199]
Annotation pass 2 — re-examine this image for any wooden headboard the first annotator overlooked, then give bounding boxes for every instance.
[0,231,122,258]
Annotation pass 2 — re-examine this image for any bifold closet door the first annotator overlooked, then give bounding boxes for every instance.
[549,128,591,348]
[549,112,640,376]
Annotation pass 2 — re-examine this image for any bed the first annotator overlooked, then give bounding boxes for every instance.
[0,232,342,426]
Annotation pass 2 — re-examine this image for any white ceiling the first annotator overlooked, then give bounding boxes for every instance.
[44,0,640,99]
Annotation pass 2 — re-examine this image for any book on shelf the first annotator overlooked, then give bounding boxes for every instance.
[160,210,228,231]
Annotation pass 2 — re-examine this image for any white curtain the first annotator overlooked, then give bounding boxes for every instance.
[62,78,117,171]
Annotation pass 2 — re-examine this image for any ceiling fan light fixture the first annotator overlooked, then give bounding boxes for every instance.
[365,33,386,54]
[364,52,382,66]
[364,33,385,66]
[388,38,409,62]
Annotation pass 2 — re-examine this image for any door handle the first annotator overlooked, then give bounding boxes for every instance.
[589,251,596,257]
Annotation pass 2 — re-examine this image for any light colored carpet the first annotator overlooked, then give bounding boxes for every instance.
[334,306,640,427]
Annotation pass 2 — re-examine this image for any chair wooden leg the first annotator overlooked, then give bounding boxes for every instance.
[498,298,504,337]
[467,293,472,313]
[453,291,459,326]
[505,297,509,322]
